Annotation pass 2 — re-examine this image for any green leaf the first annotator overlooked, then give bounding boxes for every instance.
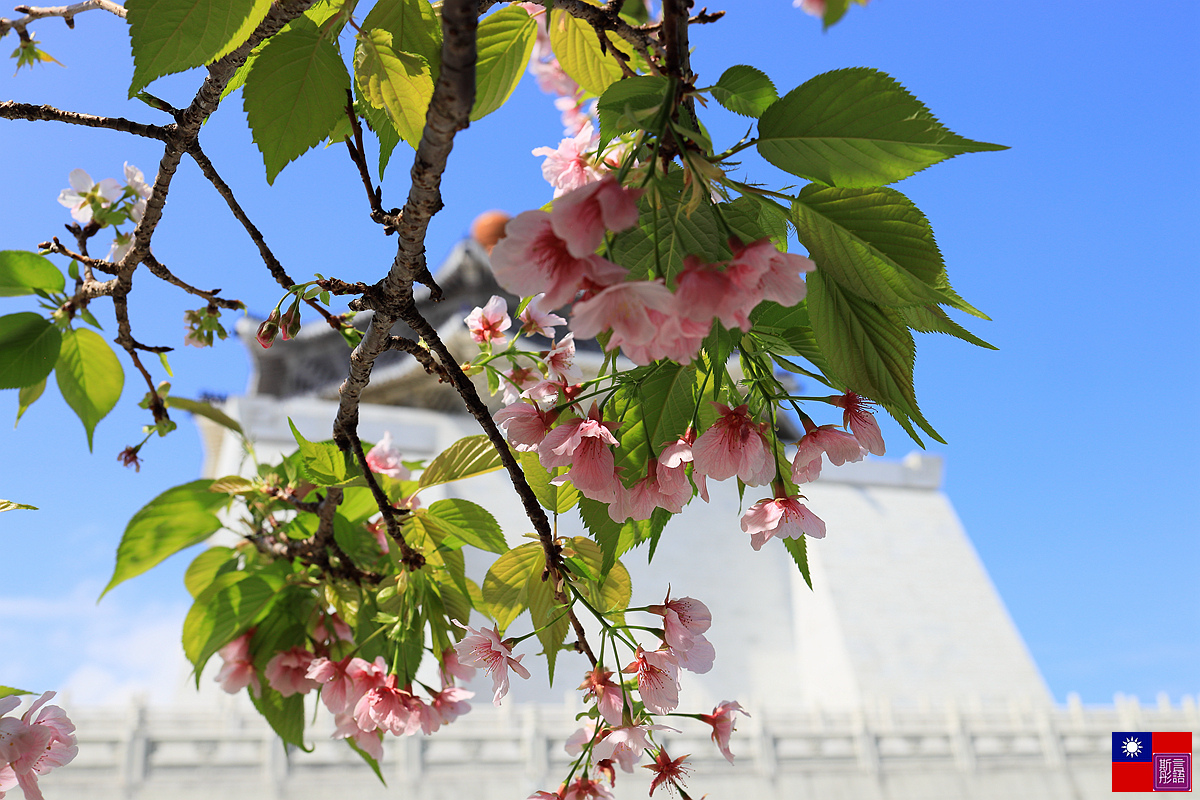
[354,29,434,148]
[249,684,307,748]
[610,362,704,486]
[566,536,631,626]
[0,686,32,698]
[103,480,229,597]
[756,68,1007,188]
[0,313,61,390]
[166,395,244,435]
[896,303,996,350]
[127,0,273,96]
[472,6,537,120]
[783,535,812,589]
[288,419,361,486]
[0,251,64,296]
[791,184,948,307]
[526,558,568,682]
[549,9,636,97]
[806,271,943,444]
[244,19,352,183]
[596,75,669,145]
[184,546,238,597]
[360,0,442,80]
[357,92,402,178]
[517,450,580,514]
[55,327,123,449]
[481,542,542,634]
[15,378,46,426]
[711,65,777,118]
[0,499,37,512]
[419,434,503,488]
[611,172,728,282]
[577,497,665,579]
[421,498,507,554]
[182,570,282,673]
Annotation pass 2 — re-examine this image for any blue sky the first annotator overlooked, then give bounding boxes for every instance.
[1,2,1196,706]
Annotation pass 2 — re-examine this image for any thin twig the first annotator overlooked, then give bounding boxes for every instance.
[1,0,124,37]
[142,253,244,310]
[0,101,171,140]
[343,93,400,232]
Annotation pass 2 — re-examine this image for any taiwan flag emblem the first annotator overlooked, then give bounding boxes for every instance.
[1113,731,1192,792]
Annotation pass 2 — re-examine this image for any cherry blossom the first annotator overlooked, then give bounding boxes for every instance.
[57,168,121,224]
[332,711,384,761]
[563,776,614,800]
[106,231,134,263]
[579,667,625,726]
[592,722,677,773]
[214,631,259,694]
[791,416,864,484]
[307,656,363,713]
[622,647,680,715]
[532,122,605,197]
[365,431,411,480]
[830,391,886,455]
[728,237,814,308]
[570,280,680,366]
[544,334,583,385]
[429,686,473,727]
[698,701,750,764]
[518,295,568,337]
[354,674,421,736]
[644,747,692,796]
[550,176,642,258]
[454,625,531,706]
[564,722,599,757]
[439,645,477,686]
[499,360,542,405]
[741,494,827,550]
[495,401,556,451]
[691,403,775,487]
[539,404,622,503]
[265,647,320,696]
[490,210,627,310]
[647,593,712,653]
[0,692,77,800]
[465,295,512,345]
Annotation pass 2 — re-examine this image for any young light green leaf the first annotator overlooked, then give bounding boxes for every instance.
[184,546,238,598]
[56,327,123,450]
[548,9,633,96]
[596,75,669,145]
[243,19,352,183]
[517,450,580,514]
[360,0,442,81]
[127,0,272,96]
[287,419,361,486]
[354,29,434,147]
[0,500,37,512]
[783,535,812,589]
[526,559,568,682]
[711,65,777,118]
[757,68,1006,188]
[103,480,229,597]
[577,497,667,579]
[15,377,46,426]
[183,571,282,675]
[418,434,503,488]
[610,362,704,486]
[357,92,402,179]
[472,6,537,120]
[166,395,244,435]
[422,498,507,554]
[0,251,64,296]
[0,313,61,390]
[481,542,542,634]
[791,184,949,307]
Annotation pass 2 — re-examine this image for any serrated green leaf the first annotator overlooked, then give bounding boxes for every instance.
[15,377,46,426]
[360,0,441,80]
[288,419,361,486]
[422,498,507,553]
[56,327,123,450]
[0,500,37,512]
[356,91,402,179]
[127,0,272,96]
[0,251,64,296]
[567,536,630,626]
[792,184,948,307]
[0,313,60,390]
[346,735,387,784]
[472,6,537,120]
[757,68,1006,188]
[184,546,238,597]
[610,362,704,486]
[182,570,282,674]
[549,9,635,97]
[481,542,542,634]
[712,65,777,118]
[897,303,996,350]
[354,28,434,147]
[783,535,812,589]
[517,450,580,513]
[103,480,229,597]
[244,19,351,183]
[166,395,244,435]
[577,497,665,579]
[611,171,728,282]
[419,434,503,488]
[526,560,568,682]
[596,75,669,144]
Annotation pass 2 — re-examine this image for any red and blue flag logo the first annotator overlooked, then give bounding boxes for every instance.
[1113,731,1192,792]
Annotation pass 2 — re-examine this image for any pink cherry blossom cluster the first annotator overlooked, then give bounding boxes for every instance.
[0,692,77,800]
[519,3,595,139]
[453,625,531,706]
[213,629,478,762]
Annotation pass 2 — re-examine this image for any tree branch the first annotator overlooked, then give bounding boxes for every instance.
[142,252,244,310]
[0,101,171,140]
[0,0,124,37]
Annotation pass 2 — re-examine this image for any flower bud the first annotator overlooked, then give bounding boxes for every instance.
[280,307,302,341]
[256,310,280,349]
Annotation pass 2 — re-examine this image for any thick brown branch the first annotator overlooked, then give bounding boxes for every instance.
[386,334,450,382]
[0,101,171,140]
